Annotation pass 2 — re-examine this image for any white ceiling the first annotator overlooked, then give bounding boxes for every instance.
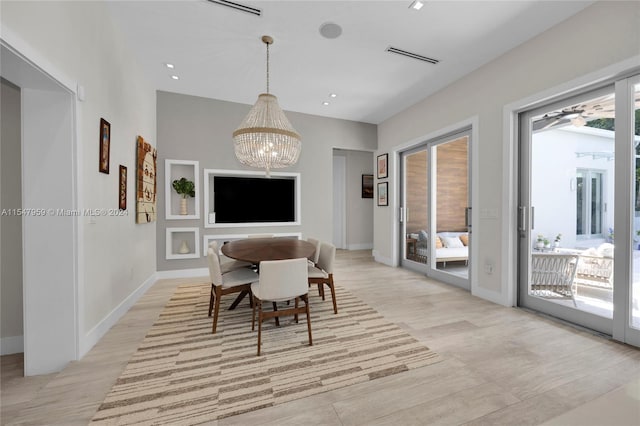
[106,0,595,124]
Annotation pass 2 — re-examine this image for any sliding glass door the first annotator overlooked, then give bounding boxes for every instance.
[400,129,471,289]
[519,73,640,346]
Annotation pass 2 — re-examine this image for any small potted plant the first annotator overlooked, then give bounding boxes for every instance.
[172,177,195,215]
[553,233,562,248]
[535,234,545,250]
[543,238,551,249]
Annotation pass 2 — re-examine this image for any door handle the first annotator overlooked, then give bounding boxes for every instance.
[465,207,472,228]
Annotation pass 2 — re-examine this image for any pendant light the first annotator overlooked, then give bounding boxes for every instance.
[232,35,301,176]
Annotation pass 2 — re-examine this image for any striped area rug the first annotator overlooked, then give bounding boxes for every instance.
[91,282,442,424]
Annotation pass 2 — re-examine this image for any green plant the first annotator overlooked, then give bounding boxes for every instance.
[172,177,195,199]
[543,238,550,245]
[555,233,562,242]
[537,234,544,242]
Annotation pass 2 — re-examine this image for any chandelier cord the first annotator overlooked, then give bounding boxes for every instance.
[265,41,270,94]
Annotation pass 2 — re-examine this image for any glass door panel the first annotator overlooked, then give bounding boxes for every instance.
[434,136,470,281]
[520,87,615,334]
[401,148,429,271]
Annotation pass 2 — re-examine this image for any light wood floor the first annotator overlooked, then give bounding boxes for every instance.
[2,250,639,425]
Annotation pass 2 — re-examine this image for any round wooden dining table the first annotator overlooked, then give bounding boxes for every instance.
[221,237,315,264]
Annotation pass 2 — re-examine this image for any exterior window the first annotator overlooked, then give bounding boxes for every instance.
[576,169,604,237]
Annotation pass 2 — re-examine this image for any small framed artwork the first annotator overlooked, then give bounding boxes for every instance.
[361,174,373,198]
[377,153,388,179]
[377,182,388,206]
[119,165,127,210]
[99,118,110,174]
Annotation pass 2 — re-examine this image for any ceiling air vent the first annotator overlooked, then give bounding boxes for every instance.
[386,46,439,65]
[206,0,261,17]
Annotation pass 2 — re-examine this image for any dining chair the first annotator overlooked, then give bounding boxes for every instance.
[209,241,252,274]
[251,258,312,356]
[207,247,258,333]
[308,241,338,314]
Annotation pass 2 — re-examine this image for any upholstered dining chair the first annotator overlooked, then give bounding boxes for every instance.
[207,247,258,333]
[251,258,312,356]
[209,241,252,274]
[308,241,338,314]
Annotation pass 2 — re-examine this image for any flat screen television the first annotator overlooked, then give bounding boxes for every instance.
[213,175,296,224]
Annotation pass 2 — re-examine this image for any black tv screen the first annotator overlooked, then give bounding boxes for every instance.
[213,176,296,223]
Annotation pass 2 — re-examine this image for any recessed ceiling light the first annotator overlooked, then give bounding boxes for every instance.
[322,101,330,106]
[319,22,342,39]
[165,63,175,69]
[329,93,337,98]
[171,75,179,80]
[409,1,424,10]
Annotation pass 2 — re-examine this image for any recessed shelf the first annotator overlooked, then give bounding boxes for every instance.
[165,159,200,220]
[166,227,200,259]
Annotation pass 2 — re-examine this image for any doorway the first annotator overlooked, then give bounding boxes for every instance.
[518,74,640,346]
[399,129,472,289]
[1,42,78,375]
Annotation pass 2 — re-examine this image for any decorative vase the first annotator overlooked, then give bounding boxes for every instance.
[178,240,190,254]
[535,241,544,249]
[553,241,560,248]
[180,198,188,215]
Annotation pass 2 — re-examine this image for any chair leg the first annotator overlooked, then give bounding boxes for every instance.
[328,275,338,314]
[294,297,299,323]
[257,301,263,356]
[212,286,222,334]
[319,284,325,300]
[272,302,280,326]
[303,294,312,347]
[252,296,258,331]
[208,284,215,317]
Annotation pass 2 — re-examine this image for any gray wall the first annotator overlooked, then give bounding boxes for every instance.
[344,150,374,249]
[156,91,377,271]
[1,79,23,351]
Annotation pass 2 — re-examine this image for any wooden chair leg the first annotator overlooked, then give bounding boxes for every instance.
[208,284,215,317]
[319,283,325,300]
[212,286,222,334]
[294,297,299,323]
[257,301,263,356]
[252,296,258,331]
[303,294,312,346]
[329,276,338,314]
[272,302,280,326]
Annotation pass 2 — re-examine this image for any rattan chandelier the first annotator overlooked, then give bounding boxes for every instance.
[232,35,301,176]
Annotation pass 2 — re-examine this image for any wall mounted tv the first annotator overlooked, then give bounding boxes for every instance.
[212,174,299,225]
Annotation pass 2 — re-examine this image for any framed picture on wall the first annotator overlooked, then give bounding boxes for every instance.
[377,153,388,179]
[99,118,110,174]
[362,174,373,198]
[377,182,388,206]
[119,165,127,210]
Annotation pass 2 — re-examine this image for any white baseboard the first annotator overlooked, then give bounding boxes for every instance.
[156,268,208,280]
[0,335,24,355]
[346,243,373,250]
[372,250,394,266]
[80,272,157,358]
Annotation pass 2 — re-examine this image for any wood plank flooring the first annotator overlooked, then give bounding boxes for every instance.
[2,250,639,425]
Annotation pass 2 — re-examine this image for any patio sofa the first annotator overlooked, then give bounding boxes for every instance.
[410,230,469,266]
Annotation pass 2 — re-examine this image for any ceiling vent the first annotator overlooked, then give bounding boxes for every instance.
[386,46,439,64]
[206,0,261,17]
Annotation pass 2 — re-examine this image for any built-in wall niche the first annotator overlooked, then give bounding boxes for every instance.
[202,232,302,257]
[166,227,200,260]
[203,169,301,228]
[165,159,200,220]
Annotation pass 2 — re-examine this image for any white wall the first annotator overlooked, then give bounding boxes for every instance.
[376,1,640,305]
[532,126,615,249]
[155,91,377,272]
[345,150,374,249]
[1,0,157,365]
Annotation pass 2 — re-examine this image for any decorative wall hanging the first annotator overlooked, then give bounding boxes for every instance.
[119,165,127,210]
[136,136,157,223]
[377,153,388,179]
[362,174,373,198]
[377,182,388,206]
[99,118,110,174]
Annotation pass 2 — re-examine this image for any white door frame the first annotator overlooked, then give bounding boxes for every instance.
[333,153,347,249]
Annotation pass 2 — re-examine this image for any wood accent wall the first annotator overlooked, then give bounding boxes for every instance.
[436,137,468,232]
[405,137,468,235]
[406,150,428,234]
